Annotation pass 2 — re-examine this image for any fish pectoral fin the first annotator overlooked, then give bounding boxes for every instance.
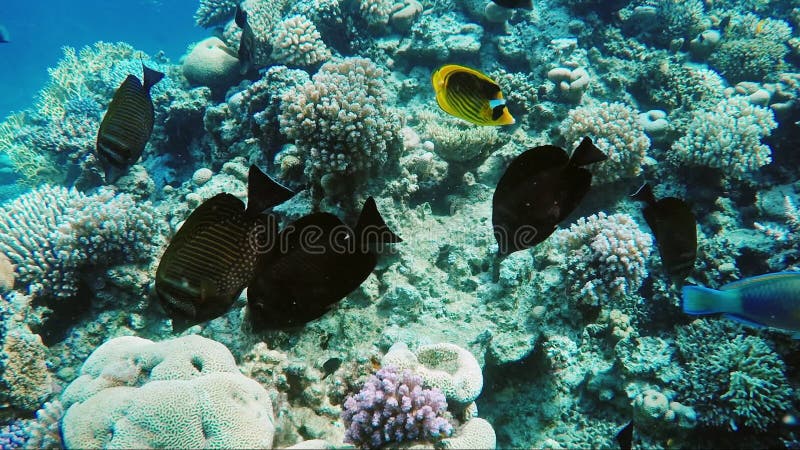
[722,313,766,329]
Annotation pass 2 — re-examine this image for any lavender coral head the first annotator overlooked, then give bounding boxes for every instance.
[342,366,453,449]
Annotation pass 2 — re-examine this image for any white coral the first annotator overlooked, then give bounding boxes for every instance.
[560,102,650,184]
[670,95,776,179]
[550,212,653,306]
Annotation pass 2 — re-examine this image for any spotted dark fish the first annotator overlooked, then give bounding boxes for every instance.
[492,137,607,255]
[96,64,164,181]
[632,183,697,282]
[247,197,401,330]
[155,165,295,331]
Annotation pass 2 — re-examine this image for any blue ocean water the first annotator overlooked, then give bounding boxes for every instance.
[0,0,205,120]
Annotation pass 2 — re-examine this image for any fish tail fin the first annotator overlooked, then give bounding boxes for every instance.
[142,64,165,92]
[235,5,247,28]
[682,285,736,315]
[570,137,607,166]
[355,197,402,244]
[245,165,296,215]
[631,182,656,206]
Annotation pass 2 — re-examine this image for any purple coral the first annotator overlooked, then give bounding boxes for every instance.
[342,366,453,449]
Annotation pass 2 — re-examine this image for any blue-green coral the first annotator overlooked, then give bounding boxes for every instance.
[675,319,792,431]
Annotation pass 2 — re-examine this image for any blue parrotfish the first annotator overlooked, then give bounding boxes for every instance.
[682,271,800,334]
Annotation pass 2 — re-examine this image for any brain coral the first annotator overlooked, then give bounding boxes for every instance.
[549,212,653,307]
[382,342,484,406]
[182,37,241,90]
[669,95,776,180]
[60,335,275,449]
[560,101,650,184]
[279,57,402,183]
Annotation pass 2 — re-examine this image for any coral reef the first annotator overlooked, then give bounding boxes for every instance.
[560,102,650,184]
[547,212,653,308]
[278,57,402,199]
[674,319,792,431]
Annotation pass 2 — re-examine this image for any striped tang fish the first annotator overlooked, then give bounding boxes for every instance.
[96,64,164,180]
[431,64,515,126]
[155,166,295,331]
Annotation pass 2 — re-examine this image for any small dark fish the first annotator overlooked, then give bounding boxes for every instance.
[683,271,800,336]
[616,421,633,450]
[632,183,697,282]
[492,137,607,255]
[490,0,532,9]
[235,5,256,75]
[718,15,731,33]
[247,197,402,330]
[322,357,342,379]
[155,165,295,331]
[96,64,164,182]
[0,25,10,43]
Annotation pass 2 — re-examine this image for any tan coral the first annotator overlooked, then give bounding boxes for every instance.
[271,15,331,68]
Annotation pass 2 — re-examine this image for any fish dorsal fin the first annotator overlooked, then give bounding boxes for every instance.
[569,137,607,167]
[499,145,570,190]
[631,183,656,206]
[720,271,800,291]
[235,5,247,28]
[246,165,296,216]
[142,64,165,93]
[355,197,402,244]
